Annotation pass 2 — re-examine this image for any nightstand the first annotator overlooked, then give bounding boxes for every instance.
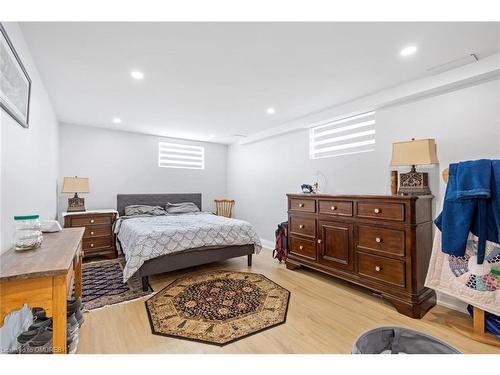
[62,209,118,259]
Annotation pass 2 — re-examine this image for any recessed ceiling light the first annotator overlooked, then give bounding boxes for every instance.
[112,117,122,124]
[266,107,276,115]
[209,134,215,138]
[130,70,144,80]
[400,45,418,57]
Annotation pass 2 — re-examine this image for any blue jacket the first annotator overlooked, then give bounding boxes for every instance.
[435,159,500,264]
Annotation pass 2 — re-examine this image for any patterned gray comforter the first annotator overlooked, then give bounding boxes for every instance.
[116,212,262,281]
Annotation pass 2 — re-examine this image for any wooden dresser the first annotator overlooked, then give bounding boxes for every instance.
[286,193,435,318]
[0,228,84,354]
[63,210,117,259]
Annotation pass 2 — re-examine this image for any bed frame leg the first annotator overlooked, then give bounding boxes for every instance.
[142,276,149,291]
[247,254,252,267]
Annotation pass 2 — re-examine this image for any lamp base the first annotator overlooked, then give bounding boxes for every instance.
[398,168,431,196]
[67,193,86,212]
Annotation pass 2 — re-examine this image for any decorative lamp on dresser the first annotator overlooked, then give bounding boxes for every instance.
[286,193,435,318]
[63,209,118,259]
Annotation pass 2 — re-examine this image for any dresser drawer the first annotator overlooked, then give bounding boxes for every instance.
[289,236,316,261]
[356,202,405,222]
[83,237,112,251]
[289,198,316,213]
[289,215,316,238]
[70,215,113,227]
[357,253,405,287]
[318,200,353,216]
[357,225,405,257]
[83,225,112,239]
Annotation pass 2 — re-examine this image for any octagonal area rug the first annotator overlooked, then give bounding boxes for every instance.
[145,270,290,345]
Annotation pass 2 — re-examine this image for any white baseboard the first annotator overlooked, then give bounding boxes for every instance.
[260,238,274,251]
[436,292,468,313]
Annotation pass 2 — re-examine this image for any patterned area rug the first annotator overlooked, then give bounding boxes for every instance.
[82,258,153,310]
[145,270,290,345]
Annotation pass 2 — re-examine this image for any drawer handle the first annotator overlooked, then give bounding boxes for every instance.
[90,231,95,235]
[375,265,382,272]
[373,208,381,214]
[375,237,382,243]
[330,206,337,211]
[317,239,322,244]
[299,245,304,250]
[298,203,304,208]
[90,243,94,248]
[299,224,304,229]
[90,219,95,223]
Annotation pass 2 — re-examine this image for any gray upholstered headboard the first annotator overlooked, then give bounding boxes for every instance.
[117,193,202,216]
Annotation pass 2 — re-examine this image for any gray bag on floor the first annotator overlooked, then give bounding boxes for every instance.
[352,326,461,354]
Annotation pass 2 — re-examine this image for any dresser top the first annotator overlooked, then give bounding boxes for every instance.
[61,209,118,217]
[0,228,84,282]
[287,193,433,200]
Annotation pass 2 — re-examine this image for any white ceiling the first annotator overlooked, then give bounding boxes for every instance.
[20,22,500,144]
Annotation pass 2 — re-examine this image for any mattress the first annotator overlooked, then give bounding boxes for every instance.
[115,212,262,281]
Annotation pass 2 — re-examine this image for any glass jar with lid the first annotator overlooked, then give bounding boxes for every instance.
[13,215,43,251]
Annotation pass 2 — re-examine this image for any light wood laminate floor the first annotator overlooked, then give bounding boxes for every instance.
[77,252,499,354]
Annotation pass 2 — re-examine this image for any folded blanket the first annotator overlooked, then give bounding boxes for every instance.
[456,159,492,199]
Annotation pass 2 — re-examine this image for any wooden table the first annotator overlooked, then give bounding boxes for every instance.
[0,228,84,354]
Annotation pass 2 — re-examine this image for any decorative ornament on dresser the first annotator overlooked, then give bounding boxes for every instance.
[62,176,89,212]
[0,23,31,128]
[391,138,439,196]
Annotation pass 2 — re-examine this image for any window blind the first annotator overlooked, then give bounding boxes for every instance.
[309,111,376,159]
[158,142,205,169]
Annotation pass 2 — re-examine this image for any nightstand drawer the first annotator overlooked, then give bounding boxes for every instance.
[83,225,112,239]
[70,215,113,227]
[83,237,112,251]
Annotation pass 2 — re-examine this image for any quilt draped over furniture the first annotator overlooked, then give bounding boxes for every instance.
[425,230,499,315]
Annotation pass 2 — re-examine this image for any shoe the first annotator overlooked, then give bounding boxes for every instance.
[67,298,84,326]
[32,307,46,319]
[17,315,78,347]
[19,327,76,354]
[67,297,82,312]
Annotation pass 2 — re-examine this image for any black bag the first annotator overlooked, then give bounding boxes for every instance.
[273,221,288,262]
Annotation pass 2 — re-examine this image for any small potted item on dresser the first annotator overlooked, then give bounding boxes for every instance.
[13,215,43,251]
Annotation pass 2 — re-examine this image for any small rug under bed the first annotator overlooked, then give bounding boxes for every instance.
[81,258,153,310]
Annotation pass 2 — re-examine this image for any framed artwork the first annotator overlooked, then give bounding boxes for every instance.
[0,23,31,128]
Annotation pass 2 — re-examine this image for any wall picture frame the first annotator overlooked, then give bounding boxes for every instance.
[0,23,32,128]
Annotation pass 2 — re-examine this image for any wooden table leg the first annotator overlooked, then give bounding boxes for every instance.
[74,249,83,299]
[473,306,485,333]
[52,275,67,354]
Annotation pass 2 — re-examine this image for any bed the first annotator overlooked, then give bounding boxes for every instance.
[115,193,262,291]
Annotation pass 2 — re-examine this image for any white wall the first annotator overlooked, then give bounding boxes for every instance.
[58,123,227,214]
[1,23,59,252]
[227,79,500,242]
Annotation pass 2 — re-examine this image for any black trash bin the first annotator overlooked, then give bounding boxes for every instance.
[352,326,461,354]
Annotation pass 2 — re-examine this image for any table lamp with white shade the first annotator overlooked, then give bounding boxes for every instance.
[62,176,89,212]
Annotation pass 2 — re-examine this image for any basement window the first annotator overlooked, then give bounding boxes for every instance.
[309,111,376,159]
[158,142,205,169]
